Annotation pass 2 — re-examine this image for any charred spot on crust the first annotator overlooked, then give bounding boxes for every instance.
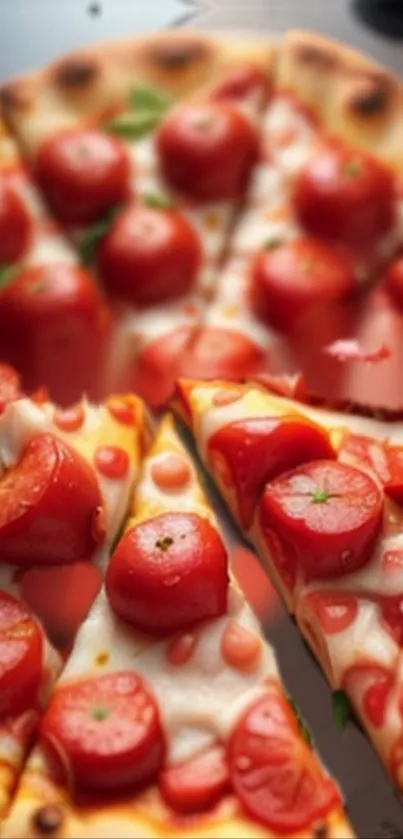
[32,804,64,835]
[149,39,208,71]
[349,75,390,115]
[0,83,29,113]
[56,57,98,88]
[296,43,336,70]
[313,823,328,839]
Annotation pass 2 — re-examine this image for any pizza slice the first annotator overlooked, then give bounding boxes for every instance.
[0,375,148,820]
[174,376,403,791]
[181,31,403,410]
[1,32,273,407]
[2,413,352,839]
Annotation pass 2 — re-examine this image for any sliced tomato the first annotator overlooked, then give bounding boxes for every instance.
[106,512,228,634]
[344,664,394,729]
[228,689,340,833]
[210,66,270,106]
[0,591,43,719]
[340,434,403,505]
[300,590,359,636]
[0,433,103,566]
[208,415,335,529]
[94,445,130,480]
[132,325,195,409]
[160,745,230,813]
[180,327,265,383]
[377,595,403,647]
[39,671,165,791]
[0,178,32,264]
[0,363,22,413]
[259,460,383,582]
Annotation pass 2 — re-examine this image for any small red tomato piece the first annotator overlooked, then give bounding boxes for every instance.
[36,129,131,224]
[378,595,403,646]
[160,745,230,813]
[340,434,403,506]
[150,454,191,492]
[180,326,265,382]
[157,103,258,202]
[210,66,270,105]
[300,590,359,636]
[94,445,129,480]
[133,325,195,409]
[39,671,165,791]
[106,512,228,634]
[0,363,22,413]
[53,404,85,433]
[0,179,32,263]
[384,256,403,311]
[260,460,383,582]
[293,143,396,246]
[0,433,103,566]
[208,415,335,529]
[251,238,354,333]
[98,204,201,306]
[0,591,43,719]
[228,690,340,832]
[0,263,108,406]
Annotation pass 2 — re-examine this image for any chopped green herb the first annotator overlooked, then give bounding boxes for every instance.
[92,707,109,721]
[0,263,20,291]
[263,237,283,251]
[332,690,352,731]
[288,697,312,747]
[106,111,160,140]
[143,192,174,211]
[129,85,173,113]
[312,489,330,504]
[78,206,121,265]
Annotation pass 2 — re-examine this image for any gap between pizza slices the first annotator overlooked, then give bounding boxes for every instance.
[173,374,403,794]
[0,365,149,825]
[1,412,352,839]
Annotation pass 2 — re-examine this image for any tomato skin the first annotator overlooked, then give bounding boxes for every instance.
[39,671,165,792]
[228,689,340,832]
[157,103,259,202]
[259,460,383,582]
[180,326,265,382]
[36,129,131,224]
[133,325,195,409]
[0,591,43,719]
[210,66,270,105]
[98,204,201,306]
[385,257,403,311]
[208,416,335,529]
[293,144,396,246]
[160,746,230,813]
[344,664,393,729]
[0,433,103,566]
[340,434,403,505]
[0,363,22,413]
[300,590,359,636]
[0,263,108,406]
[106,512,228,635]
[251,238,354,333]
[0,180,32,263]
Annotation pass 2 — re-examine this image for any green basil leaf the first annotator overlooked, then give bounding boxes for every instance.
[288,697,312,747]
[143,192,174,211]
[129,85,173,113]
[0,264,20,291]
[78,206,121,265]
[332,690,351,731]
[106,111,160,140]
[263,236,284,251]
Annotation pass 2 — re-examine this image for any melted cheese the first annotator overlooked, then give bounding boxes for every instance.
[26,231,77,267]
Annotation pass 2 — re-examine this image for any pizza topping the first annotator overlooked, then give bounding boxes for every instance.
[53,404,85,433]
[157,103,259,201]
[0,433,103,566]
[324,339,390,364]
[212,388,243,407]
[94,445,130,480]
[106,398,134,426]
[378,595,403,646]
[300,590,359,636]
[254,371,307,401]
[260,460,383,581]
[331,690,352,731]
[251,238,354,333]
[228,689,340,832]
[208,416,335,529]
[32,804,64,836]
[384,256,403,311]
[0,363,22,413]
[293,143,396,246]
[0,590,43,719]
[133,325,194,409]
[150,454,192,491]
[166,632,197,666]
[340,434,403,505]
[160,745,230,813]
[0,179,32,264]
[39,671,165,791]
[210,66,270,104]
[106,512,228,634]
[36,129,131,224]
[98,203,201,305]
[221,620,262,670]
[107,84,173,140]
[344,665,393,729]
[180,326,264,383]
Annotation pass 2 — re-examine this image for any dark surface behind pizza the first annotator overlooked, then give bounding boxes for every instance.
[2,1,403,836]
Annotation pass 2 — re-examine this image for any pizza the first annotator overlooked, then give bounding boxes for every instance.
[1,412,352,839]
[173,374,403,793]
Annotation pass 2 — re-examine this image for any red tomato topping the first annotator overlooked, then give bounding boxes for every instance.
[344,665,393,729]
[210,66,270,105]
[340,434,403,505]
[378,595,403,646]
[0,363,22,413]
[0,179,32,263]
[157,103,258,202]
[211,388,243,407]
[300,590,359,636]
[106,398,134,426]
[133,325,195,409]
[53,404,85,433]
[253,371,307,401]
[160,745,230,813]
[0,263,108,406]
[228,690,340,832]
[166,633,197,667]
[260,460,383,582]
[385,256,403,311]
[251,238,354,333]
[0,591,43,719]
[39,671,165,791]
[180,326,265,383]
[94,445,129,480]
[150,454,191,491]
[208,416,335,529]
[221,620,261,670]
[98,204,201,306]
[293,143,396,246]
[0,433,103,566]
[106,512,228,634]
[36,129,131,224]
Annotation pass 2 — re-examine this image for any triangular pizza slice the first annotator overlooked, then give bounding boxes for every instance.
[1,32,273,408]
[0,370,148,823]
[2,414,352,838]
[174,376,403,792]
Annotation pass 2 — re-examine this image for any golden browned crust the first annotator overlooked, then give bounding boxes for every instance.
[275,30,403,171]
[0,31,275,158]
